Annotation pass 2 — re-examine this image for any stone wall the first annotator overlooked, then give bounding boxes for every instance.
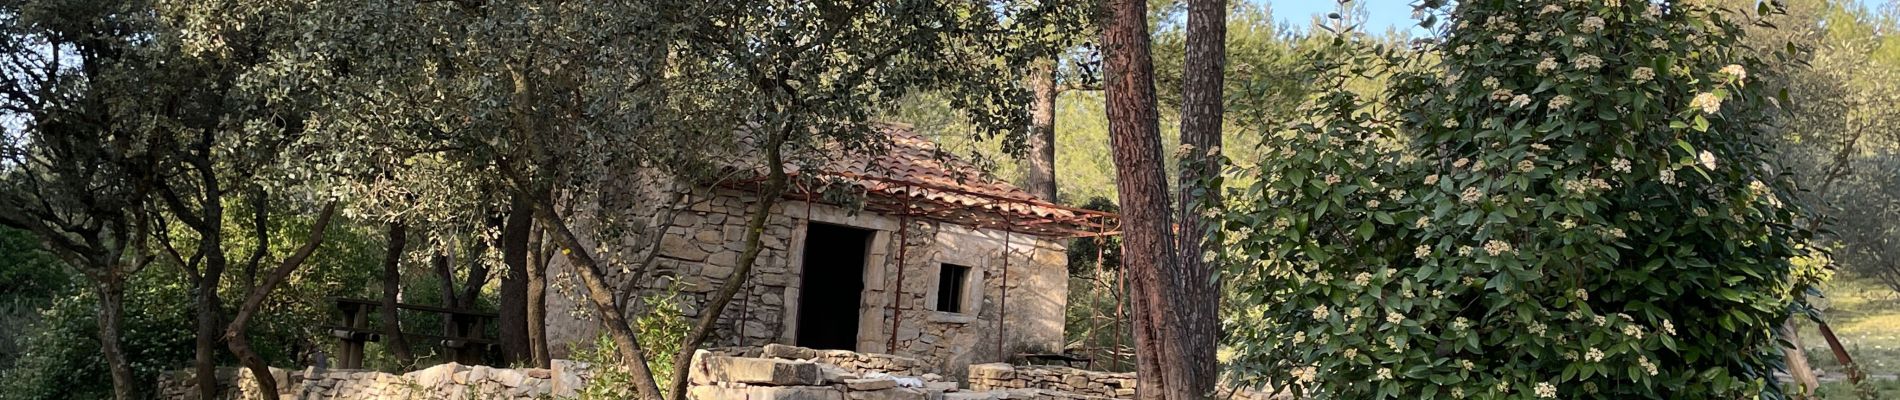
[544,185,1070,376]
[157,361,593,400]
[967,364,1135,399]
[685,346,1109,400]
[710,344,932,377]
[965,364,1293,400]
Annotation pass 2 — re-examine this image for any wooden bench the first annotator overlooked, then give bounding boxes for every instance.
[329,297,500,368]
[1020,352,1094,370]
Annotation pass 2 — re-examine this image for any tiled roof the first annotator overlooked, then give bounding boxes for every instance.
[785,124,1115,237]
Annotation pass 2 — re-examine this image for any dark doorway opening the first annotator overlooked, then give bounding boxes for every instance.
[795,223,874,350]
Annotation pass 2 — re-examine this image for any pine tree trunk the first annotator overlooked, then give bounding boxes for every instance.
[97,277,136,400]
[1026,57,1060,202]
[1101,0,1196,398]
[1170,0,1226,397]
[380,222,415,365]
[499,194,535,364]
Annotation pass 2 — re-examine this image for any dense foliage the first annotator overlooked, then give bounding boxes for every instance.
[1220,1,1819,398]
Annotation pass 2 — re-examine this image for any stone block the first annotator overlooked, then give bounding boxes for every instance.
[845,377,898,391]
[968,364,1015,380]
[663,235,711,261]
[764,343,818,360]
[689,385,846,400]
[943,392,1003,400]
[924,381,959,392]
[695,356,822,386]
[819,363,860,384]
[846,387,930,400]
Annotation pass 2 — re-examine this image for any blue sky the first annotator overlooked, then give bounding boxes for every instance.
[1261,0,1894,34]
[1262,0,1420,34]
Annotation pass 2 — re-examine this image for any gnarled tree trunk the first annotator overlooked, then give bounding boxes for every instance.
[531,194,667,400]
[97,277,136,400]
[380,222,415,365]
[499,194,534,364]
[224,202,338,400]
[526,222,552,368]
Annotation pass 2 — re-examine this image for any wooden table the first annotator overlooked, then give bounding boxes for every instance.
[328,297,500,368]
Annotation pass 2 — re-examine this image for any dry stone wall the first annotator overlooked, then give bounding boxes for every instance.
[965,364,1292,400]
[157,361,594,400]
[966,364,1135,399]
[685,345,1122,400]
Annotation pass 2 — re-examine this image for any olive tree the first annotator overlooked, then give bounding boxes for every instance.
[0,3,161,398]
[241,1,1069,399]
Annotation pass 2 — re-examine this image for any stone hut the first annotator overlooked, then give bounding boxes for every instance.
[544,125,1115,378]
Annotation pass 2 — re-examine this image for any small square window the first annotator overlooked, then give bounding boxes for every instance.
[936,263,971,313]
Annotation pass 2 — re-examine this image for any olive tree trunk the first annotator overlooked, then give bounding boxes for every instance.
[499,194,535,364]
[96,278,136,400]
[380,222,416,365]
[224,202,339,400]
[526,223,552,368]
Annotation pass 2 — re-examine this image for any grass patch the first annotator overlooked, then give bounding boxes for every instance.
[1794,277,1900,398]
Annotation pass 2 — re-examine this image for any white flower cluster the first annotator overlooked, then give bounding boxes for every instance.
[1691,92,1722,114]
[1632,67,1655,83]
[1721,64,1747,82]
[1547,95,1574,110]
[1572,54,1603,70]
[1561,178,1611,195]
[1491,88,1515,102]
[1580,16,1606,33]
[1292,365,1319,385]
[1483,240,1515,256]
[1537,57,1559,74]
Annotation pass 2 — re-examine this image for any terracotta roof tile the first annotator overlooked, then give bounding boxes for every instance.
[781,124,1114,236]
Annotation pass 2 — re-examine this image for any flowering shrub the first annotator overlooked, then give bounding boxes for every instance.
[1219,1,1820,398]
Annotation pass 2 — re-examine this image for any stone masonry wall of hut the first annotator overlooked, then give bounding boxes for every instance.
[543,187,1068,377]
